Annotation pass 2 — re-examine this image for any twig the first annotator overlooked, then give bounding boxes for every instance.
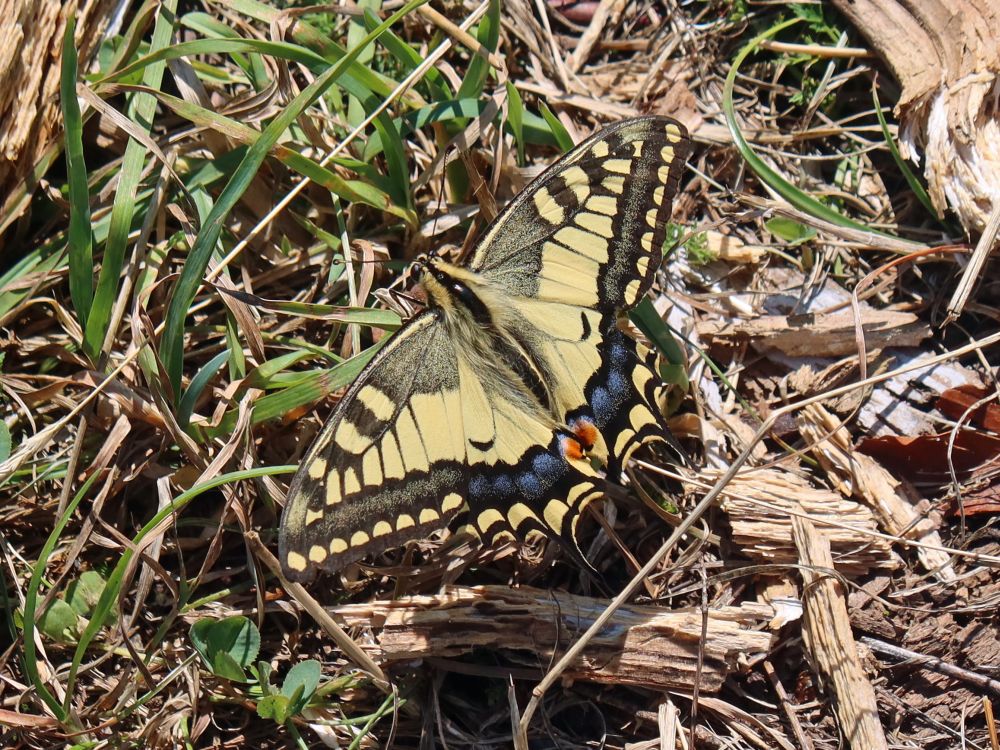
[859,636,1000,697]
[946,199,1000,324]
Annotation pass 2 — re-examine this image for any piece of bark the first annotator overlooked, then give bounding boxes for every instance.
[830,0,1000,234]
[704,230,767,264]
[333,585,774,693]
[719,469,899,576]
[792,515,889,750]
[799,403,956,581]
[697,310,930,357]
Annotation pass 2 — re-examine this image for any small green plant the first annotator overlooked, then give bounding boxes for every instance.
[685,230,713,266]
[36,570,114,644]
[255,659,323,725]
[190,615,261,682]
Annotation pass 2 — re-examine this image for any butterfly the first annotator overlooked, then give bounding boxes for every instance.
[279,116,691,582]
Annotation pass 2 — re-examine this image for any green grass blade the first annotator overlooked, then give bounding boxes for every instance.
[178,348,231,430]
[722,18,907,243]
[871,84,941,221]
[457,0,500,99]
[61,18,94,331]
[506,82,525,165]
[83,0,177,359]
[22,471,102,723]
[539,102,574,152]
[160,0,427,396]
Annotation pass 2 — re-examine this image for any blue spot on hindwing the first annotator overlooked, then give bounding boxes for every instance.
[591,385,612,419]
[532,452,563,481]
[516,471,544,499]
[469,475,489,500]
[493,474,515,497]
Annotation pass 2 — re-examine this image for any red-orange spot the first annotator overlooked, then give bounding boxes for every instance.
[572,419,598,449]
[560,435,584,461]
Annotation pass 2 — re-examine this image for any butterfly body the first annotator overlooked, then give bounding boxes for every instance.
[280,117,691,582]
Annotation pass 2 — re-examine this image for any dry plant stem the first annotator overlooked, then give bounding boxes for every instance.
[244,531,388,685]
[764,660,814,750]
[858,636,1000,698]
[516,328,1000,743]
[793,516,889,750]
[565,0,626,73]
[946,200,1000,323]
[758,40,871,59]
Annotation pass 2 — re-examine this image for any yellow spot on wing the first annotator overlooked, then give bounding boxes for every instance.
[335,419,372,454]
[286,551,307,571]
[308,459,327,479]
[419,508,439,524]
[309,545,327,562]
[381,431,405,480]
[343,466,361,495]
[411,392,454,463]
[394,407,428,471]
[575,211,614,238]
[591,141,609,157]
[586,195,617,215]
[555,226,609,262]
[660,144,675,163]
[630,403,657,430]
[533,188,565,225]
[624,278,642,305]
[442,493,464,513]
[397,514,415,530]
[358,386,395,421]
[305,508,323,526]
[350,530,369,547]
[508,502,538,530]
[604,175,625,194]
[325,474,342,506]
[604,158,632,174]
[561,166,590,201]
[477,508,504,533]
[543,499,569,533]
[373,521,392,537]
[362,447,382,487]
[614,428,636,458]
[329,538,348,554]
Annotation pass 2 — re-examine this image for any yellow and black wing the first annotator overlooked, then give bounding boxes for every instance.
[468,116,691,473]
[279,312,605,581]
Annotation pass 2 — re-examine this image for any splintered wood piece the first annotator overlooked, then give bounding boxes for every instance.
[799,403,956,581]
[719,469,898,575]
[333,585,774,693]
[696,310,930,357]
[792,516,889,750]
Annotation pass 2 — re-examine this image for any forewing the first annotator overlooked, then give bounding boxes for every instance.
[468,116,690,311]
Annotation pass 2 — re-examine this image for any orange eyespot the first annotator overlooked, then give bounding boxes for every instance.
[560,434,585,461]
[571,419,598,449]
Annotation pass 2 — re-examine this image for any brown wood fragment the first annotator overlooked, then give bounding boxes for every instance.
[799,403,956,581]
[697,310,930,357]
[792,516,889,750]
[719,469,898,576]
[333,585,774,693]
